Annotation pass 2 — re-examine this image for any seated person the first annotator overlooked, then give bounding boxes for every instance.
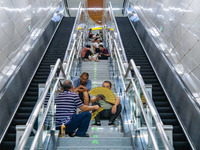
[91,81,122,125]
[55,80,99,137]
[81,45,95,61]
[73,72,92,105]
[88,28,94,39]
[95,45,109,61]
[93,38,103,54]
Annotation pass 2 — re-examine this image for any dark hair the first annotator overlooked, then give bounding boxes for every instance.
[86,45,91,48]
[62,80,73,90]
[99,44,103,48]
[103,81,112,88]
[81,72,89,78]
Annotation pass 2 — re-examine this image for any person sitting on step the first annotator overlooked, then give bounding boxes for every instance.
[55,80,99,137]
[93,38,103,54]
[88,28,94,39]
[95,45,109,61]
[81,45,96,61]
[73,72,92,105]
[90,81,122,126]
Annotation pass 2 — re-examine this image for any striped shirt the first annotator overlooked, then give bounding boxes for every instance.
[55,90,83,127]
[44,91,83,127]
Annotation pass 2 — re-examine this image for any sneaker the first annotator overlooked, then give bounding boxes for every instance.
[67,133,75,137]
[108,121,115,126]
[92,121,101,126]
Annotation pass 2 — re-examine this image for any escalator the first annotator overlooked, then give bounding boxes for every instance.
[0,17,75,150]
[116,17,191,150]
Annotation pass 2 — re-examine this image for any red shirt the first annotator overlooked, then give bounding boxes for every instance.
[81,47,88,58]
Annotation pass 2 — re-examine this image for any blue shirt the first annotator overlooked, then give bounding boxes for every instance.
[73,78,92,91]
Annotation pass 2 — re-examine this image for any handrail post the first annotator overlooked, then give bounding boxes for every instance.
[15,59,61,150]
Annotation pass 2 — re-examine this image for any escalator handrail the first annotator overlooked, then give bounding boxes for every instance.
[129,59,173,150]
[63,2,83,62]
[108,2,173,150]
[112,36,172,150]
[108,2,129,68]
[15,59,65,150]
[30,78,60,150]
[111,36,159,150]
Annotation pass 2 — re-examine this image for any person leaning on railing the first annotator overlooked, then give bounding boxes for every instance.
[55,80,99,137]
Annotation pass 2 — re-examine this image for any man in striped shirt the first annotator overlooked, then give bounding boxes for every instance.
[55,80,99,137]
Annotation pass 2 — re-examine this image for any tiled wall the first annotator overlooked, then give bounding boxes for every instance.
[129,0,200,103]
[0,0,61,90]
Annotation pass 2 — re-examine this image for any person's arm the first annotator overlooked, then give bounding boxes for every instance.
[90,96,101,103]
[111,97,120,114]
[75,85,86,92]
[86,79,92,91]
[95,53,100,60]
[79,105,99,112]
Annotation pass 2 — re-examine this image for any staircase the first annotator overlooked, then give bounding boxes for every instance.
[55,55,133,149]
[56,120,133,150]
[0,17,75,150]
[116,17,191,150]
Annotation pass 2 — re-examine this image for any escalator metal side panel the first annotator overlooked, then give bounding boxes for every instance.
[0,19,60,143]
[129,18,200,149]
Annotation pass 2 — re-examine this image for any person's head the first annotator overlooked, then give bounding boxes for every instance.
[62,80,73,91]
[86,45,91,49]
[99,44,104,51]
[102,81,112,90]
[89,28,92,32]
[97,38,101,43]
[80,72,89,85]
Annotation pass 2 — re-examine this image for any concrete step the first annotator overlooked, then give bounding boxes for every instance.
[56,146,133,150]
[57,137,132,147]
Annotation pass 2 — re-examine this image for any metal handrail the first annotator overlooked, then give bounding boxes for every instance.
[63,2,83,62]
[108,2,129,65]
[107,2,173,150]
[15,59,65,150]
[129,59,173,150]
[114,40,126,75]
[110,35,159,150]
[30,78,60,150]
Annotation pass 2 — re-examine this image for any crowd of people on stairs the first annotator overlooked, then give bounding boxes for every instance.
[45,28,121,137]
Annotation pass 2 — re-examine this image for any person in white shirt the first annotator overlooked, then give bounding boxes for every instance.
[93,38,103,54]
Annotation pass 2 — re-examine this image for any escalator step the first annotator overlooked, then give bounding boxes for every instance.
[20,101,36,107]
[18,107,34,113]
[23,96,38,101]
[173,141,190,150]
[8,126,16,133]
[156,107,173,113]
[154,101,170,107]
[173,126,183,133]
[4,133,15,141]
[152,91,165,96]
[162,119,179,125]
[12,119,27,125]
[174,133,186,141]
[153,96,168,101]
[159,113,176,119]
